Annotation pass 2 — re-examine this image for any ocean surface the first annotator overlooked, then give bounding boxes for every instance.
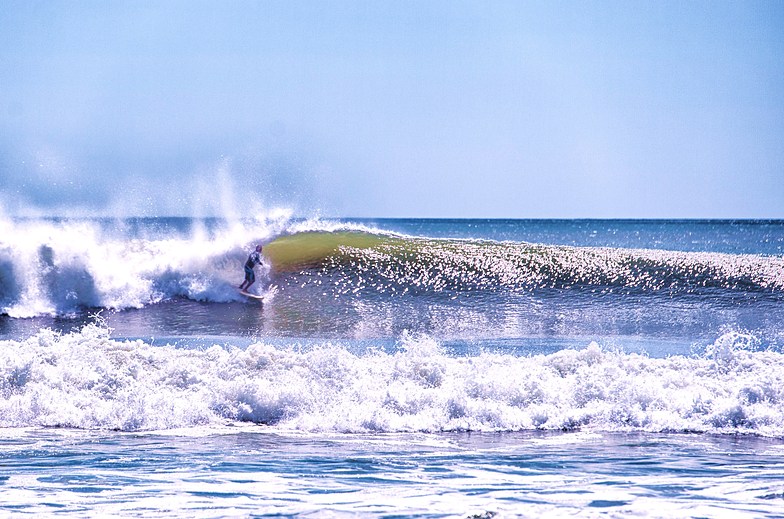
[2,217,784,517]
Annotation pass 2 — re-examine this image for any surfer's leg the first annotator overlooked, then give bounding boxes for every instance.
[242,267,255,290]
[240,266,253,289]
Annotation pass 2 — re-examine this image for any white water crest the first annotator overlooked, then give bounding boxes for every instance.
[1,325,782,435]
[0,215,296,317]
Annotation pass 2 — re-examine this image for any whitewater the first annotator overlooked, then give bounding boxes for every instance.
[2,216,784,517]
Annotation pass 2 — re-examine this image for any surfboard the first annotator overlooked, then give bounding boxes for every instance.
[239,290,264,301]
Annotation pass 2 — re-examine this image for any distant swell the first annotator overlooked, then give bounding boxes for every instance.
[1,325,783,435]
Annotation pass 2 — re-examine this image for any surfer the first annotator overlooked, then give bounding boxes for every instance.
[239,244,263,292]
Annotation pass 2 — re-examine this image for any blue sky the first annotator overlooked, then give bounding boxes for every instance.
[1,1,782,218]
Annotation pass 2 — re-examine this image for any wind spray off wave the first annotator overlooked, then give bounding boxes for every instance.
[0,216,292,317]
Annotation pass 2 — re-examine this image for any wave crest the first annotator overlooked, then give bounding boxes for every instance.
[0,217,287,316]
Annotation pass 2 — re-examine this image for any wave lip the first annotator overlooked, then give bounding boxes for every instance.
[2,326,783,436]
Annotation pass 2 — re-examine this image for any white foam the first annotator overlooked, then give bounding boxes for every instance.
[1,326,782,435]
[0,215,347,317]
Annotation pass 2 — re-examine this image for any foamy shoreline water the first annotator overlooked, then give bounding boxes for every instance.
[2,427,783,518]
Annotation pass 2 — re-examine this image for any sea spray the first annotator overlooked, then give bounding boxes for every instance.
[0,217,288,316]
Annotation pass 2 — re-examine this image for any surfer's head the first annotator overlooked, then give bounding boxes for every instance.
[255,244,263,252]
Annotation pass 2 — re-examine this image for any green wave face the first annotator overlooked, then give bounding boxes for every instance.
[263,230,784,295]
[263,231,398,271]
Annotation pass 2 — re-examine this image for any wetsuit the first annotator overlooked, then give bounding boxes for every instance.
[244,250,262,285]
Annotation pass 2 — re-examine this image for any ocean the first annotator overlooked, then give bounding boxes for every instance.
[1,217,784,518]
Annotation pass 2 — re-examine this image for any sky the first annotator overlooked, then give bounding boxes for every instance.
[1,1,782,218]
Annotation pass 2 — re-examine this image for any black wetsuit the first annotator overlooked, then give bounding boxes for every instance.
[244,251,261,284]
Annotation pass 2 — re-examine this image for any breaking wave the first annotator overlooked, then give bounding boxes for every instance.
[1,324,782,435]
[2,217,783,318]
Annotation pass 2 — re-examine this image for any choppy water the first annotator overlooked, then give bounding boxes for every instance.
[3,428,784,518]
[2,217,784,517]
